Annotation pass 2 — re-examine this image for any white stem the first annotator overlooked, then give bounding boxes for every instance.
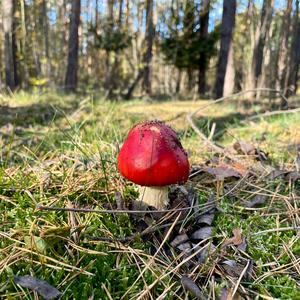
[138,186,169,210]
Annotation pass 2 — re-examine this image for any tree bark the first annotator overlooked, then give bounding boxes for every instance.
[142,0,154,95]
[64,0,81,92]
[214,0,236,98]
[277,0,293,92]
[286,0,300,97]
[2,0,18,90]
[223,42,235,97]
[198,0,210,96]
[254,0,273,87]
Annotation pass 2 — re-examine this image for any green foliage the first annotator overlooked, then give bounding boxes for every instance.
[159,0,220,71]
[88,22,132,52]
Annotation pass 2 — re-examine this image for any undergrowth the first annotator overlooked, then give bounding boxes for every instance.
[0,91,299,299]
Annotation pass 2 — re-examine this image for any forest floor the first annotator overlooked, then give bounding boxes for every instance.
[0,91,300,299]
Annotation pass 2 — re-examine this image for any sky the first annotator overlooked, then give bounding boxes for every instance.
[47,0,291,32]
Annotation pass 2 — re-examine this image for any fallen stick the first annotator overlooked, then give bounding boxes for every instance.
[245,107,300,121]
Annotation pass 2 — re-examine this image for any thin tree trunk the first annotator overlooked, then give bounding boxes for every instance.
[42,0,51,77]
[142,0,154,95]
[253,0,273,88]
[277,0,293,92]
[244,0,256,92]
[214,0,236,98]
[65,0,81,92]
[223,42,235,96]
[198,0,210,96]
[12,1,19,87]
[286,0,300,97]
[176,69,182,94]
[124,0,154,99]
[2,0,17,90]
[105,0,114,93]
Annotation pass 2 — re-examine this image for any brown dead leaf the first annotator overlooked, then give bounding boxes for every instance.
[220,288,241,300]
[234,141,256,155]
[181,276,206,300]
[223,228,243,248]
[204,164,241,180]
[230,161,249,177]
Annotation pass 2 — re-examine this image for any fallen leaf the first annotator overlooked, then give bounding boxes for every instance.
[233,141,256,155]
[177,242,192,252]
[193,242,217,263]
[220,287,241,300]
[230,161,249,176]
[284,171,299,182]
[223,228,243,247]
[196,212,215,226]
[204,165,241,180]
[170,233,189,248]
[242,194,268,208]
[24,236,48,254]
[221,259,253,279]
[237,237,248,252]
[14,275,61,300]
[191,226,213,240]
[267,169,288,180]
[181,276,206,300]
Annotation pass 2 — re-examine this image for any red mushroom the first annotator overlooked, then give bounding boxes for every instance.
[117,120,190,210]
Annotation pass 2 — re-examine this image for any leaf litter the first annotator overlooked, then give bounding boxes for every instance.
[6,132,300,299]
[14,275,61,300]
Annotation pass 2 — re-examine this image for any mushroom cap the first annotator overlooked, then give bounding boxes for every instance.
[117,120,190,186]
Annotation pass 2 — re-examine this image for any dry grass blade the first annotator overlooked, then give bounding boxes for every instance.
[231,260,250,298]
[121,212,182,299]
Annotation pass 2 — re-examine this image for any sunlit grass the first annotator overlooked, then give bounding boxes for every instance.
[0,91,299,299]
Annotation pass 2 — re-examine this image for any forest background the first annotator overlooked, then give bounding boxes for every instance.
[1,0,299,101]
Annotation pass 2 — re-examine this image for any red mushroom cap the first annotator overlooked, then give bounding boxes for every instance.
[117,120,190,186]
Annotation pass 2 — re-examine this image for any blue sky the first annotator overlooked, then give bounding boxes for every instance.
[47,0,290,31]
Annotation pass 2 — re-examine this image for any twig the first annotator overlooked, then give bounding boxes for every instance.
[231,260,250,298]
[253,226,300,236]
[186,88,287,174]
[245,107,300,122]
[189,88,288,119]
[187,89,288,152]
[36,202,216,214]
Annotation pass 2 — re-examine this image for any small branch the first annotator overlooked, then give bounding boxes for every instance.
[186,88,288,175]
[245,107,300,122]
[189,88,288,119]
[253,226,300,236]
[36,203,216,214]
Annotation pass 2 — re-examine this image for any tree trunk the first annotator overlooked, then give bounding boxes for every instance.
[286,0,300,97]
[214,0,236,98]
[243,0,256,92]
[277,0,293,92]
[142,0,154,96]
[253,0,273,88]
[176,70,182,94]
[223,42,235,97]
[64,0,81,92]
[198,0,210,96]
[2,0,17,90]
[42,0,51,77]
[105,0,114,94]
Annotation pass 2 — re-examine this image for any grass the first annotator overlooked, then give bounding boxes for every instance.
[0,91,300,299]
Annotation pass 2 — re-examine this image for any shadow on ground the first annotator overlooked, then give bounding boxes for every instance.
[0,102,78,128]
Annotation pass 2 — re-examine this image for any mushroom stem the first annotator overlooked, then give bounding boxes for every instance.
[138,186,169,210]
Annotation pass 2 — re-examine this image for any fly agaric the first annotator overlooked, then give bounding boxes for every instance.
[117,120,190,210]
